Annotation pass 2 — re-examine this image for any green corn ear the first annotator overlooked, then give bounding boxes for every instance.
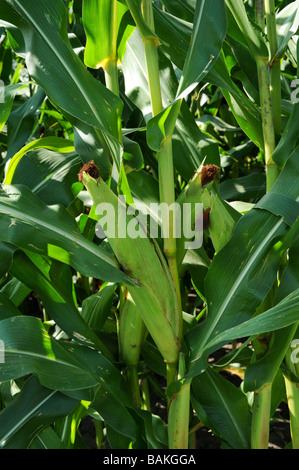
[176,167,213,265]
[81,167,181,365]
[119,288,147,367]
[119,287,147,408]
[176,164,237,257]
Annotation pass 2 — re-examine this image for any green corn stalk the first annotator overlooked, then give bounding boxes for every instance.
[167,352,191,449]
[284,377,299,449]
[284,345,299,449]
[81,169,181,369]
[252,0,281,449]
[250,383,272,449]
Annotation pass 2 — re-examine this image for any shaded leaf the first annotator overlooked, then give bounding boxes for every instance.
[0,376,78,449]
[192,366,251,449]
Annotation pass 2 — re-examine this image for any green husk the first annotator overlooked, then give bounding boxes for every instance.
[82,171,181,365]
[176,165,237,261]
[119,288,147,367]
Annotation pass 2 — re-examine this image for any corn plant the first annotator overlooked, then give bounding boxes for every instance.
[0,0,299,450]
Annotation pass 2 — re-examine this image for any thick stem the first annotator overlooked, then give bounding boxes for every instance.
[104,0,121,144]
[105,58,119,98]
[128,2,183,436]
[104,2,143,408]
[158,136,182,313]
[141,376,152,411]
[94,420,104,449]
[143,37,163,116]
[141,3,181,314]
[284,377,299,449]
[284,340,299,449]
[141,0,163,117]
[168,353,191,449]
[256,57,280,192]
[126,365,142,408]
[265,0,281,134]
[265,0,277,57]
[251,1,284,452]
[166,362,177,391]
[251,383,272,449]
[103,0,119,97]
[141,0,163,115]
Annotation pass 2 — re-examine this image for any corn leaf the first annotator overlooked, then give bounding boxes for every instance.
[0,316,134,403]
[83,0,133,69]
[0,184,132,284]
[176,0,227,96]
[0,0,123,170]
[191,366,251,449]
[9,251,112,355]
[0,376,78,449]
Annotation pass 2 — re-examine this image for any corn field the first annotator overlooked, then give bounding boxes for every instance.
[0,0,299,451]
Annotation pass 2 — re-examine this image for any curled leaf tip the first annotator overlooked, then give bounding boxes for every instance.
[201,165,220,187]
[78,160,100,182]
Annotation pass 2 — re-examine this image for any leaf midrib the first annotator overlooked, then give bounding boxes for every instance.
[206,373,250,448]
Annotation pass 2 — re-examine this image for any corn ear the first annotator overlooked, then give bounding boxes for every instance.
[119,288,147,367]
[119,287,147,408]
[82,170,181,365]
[176,164,237,257]
[176,169,212,265]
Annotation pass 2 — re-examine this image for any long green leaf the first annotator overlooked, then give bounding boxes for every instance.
[0,184,132,284]
[225,0,268,59]
[0,240,15,278]
[177,0,227,96]
[244,236,299,392]
[191,366,251,449]
[0,291,21,320]
[202,288,299,353]
[0,376,78,449]
[29,426,65,449]
[8,147,82,207]
[0,81,31,132]
[0,0,123,170]
[6,87,46,160]
[152,8,263,148]
[9,251,112,354]
[275,0,299,60]
[0,316,134,405]
[5,136,75,185]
